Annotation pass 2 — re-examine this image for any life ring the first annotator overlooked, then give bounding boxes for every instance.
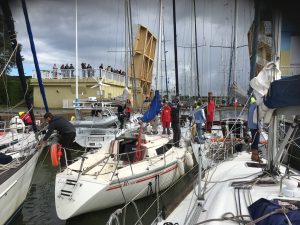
[50,144,62,167]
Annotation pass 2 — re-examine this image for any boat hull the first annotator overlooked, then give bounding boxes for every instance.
[55,161,182,220]
[0,150,40,225]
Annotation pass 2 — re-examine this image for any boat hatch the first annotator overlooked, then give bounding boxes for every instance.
[156,140,173,156]
[246,162,266,168]
[118,138,145,163]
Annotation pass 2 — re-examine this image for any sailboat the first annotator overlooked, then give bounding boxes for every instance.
[153,1,300,224]
[0,1,44,224]
[68,0,142,149]
[54,89,194,220]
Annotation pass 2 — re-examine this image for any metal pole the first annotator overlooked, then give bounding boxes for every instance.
[172,0,179,97]
[75,0,78,108]
[193,0,200,97]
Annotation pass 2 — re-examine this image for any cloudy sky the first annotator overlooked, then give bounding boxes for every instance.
[9,0,254,96]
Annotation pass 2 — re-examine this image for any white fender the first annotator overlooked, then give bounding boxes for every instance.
[9,116,25,133]
[177,159,185,176]
[185,151,194,169]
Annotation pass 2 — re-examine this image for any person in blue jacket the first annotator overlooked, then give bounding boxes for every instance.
[193,101,206,143]
[247,96,260,162]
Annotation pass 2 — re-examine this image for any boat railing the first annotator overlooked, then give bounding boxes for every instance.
[0,121,7,134]
[73,141,175,180]
[31,68,126,84]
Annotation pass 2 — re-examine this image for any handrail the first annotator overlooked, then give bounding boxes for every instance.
[31,68,126,83]
[79,141,178,179]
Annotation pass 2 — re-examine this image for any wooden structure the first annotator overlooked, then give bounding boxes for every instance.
[128,24,157,107]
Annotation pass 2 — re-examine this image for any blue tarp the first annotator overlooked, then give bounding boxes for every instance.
[248,198,300,225]
[140,90,161,123]
[264,75,300,108]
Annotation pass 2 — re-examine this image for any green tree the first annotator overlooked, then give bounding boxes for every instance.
[0,15,17,75]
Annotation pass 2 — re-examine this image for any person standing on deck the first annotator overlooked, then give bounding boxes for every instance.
[37,112,76,168]
[117,104,125,129]
[206,92,215,133]
[124,99,132,120]
[193,101,206,143]
[161,100,171,135]
[171,99,181,147]
[247,96,260,162]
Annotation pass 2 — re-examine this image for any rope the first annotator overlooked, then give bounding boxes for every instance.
[194,212,251,224]
[0,44,18,78]
[245,207,289,225]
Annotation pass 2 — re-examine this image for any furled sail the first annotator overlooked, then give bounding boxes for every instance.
[140,90,161,123]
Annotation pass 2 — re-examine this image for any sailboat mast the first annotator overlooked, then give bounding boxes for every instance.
[172,0,179,97]
[124,0,128,88]
[75,0,78,108]
[1,0,38,132]
[162,6,169,100]
[127,0,137,107]
[193,0,200,98]
[233,0,238,88]
[248,0,260,95]
[155,0,162,93]
[21,0,49,113]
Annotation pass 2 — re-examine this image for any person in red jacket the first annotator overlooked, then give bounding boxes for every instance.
[161,101,171,135]
[19,111,33,126]
[206,92,215,133]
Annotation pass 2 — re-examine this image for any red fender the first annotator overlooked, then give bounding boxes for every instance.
[50,144,62,167]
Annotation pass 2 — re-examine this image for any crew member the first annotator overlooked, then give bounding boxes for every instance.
[38,112,76,168]
[206,92,215,133]
[171,99,181,147]
[161,101,171,135]
[247,96,260,162]
[19,111,33,126]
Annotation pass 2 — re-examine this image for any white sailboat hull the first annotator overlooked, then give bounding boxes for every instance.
[0,150,40,225]
[55,133,190,220]
[157,152,300,225]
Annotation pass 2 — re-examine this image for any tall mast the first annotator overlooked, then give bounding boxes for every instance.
[233,0,238,90]
[193,0,200,98]
[75,0,78,108]
[162,5,169,100]
[21,0,49,112]
[1,0,38,132]
[124,0,128,88]
[172,0,179,97]
[155,0,162,92]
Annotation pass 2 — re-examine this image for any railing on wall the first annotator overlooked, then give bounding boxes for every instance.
[280,65,300,76]
[31,69,126,84]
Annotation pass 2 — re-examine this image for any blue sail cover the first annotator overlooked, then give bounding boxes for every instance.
[264,75,300,108]
[141,90,161,123]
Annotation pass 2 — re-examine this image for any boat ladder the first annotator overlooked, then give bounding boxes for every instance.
[59,179,79,199]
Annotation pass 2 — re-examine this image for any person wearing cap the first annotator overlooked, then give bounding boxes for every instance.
[38,112,76,168]
[161,101,171,135]
[247,96,260,162]
[19,111,33,126]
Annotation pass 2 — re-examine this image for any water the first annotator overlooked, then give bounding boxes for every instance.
[11,146,197,225]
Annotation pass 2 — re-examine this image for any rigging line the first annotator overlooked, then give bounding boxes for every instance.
[233,189,241,225]
[0,43,18,78]
[138,164,198,223]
